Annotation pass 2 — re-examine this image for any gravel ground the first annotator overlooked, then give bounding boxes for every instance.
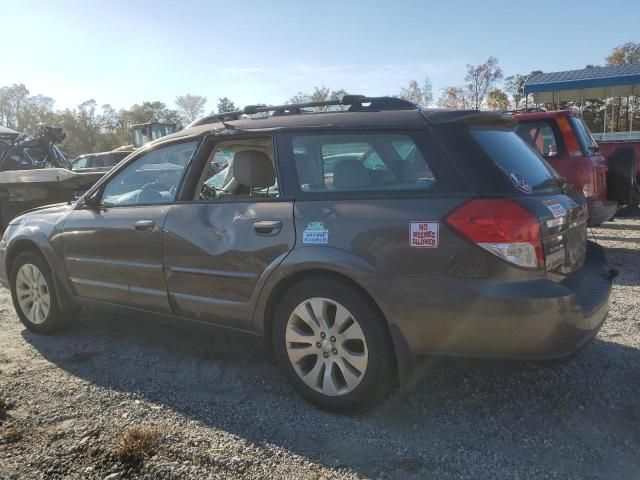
[1,217,639,480]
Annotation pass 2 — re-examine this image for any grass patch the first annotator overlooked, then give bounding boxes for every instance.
[115,427,160,467]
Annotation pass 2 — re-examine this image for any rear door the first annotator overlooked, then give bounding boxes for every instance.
[280,128,474,277]
[162,135,295,330]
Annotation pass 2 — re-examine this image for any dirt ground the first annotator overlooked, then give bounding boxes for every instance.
[1,217,639,480]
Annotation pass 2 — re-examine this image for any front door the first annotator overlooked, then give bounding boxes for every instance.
[62,140,200,312]
[162,136,295,330]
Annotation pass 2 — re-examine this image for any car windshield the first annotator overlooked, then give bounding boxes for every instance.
[471,127,560,192]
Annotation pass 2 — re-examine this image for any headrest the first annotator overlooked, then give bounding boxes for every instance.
[232,150,275,188]
[333,160,371,189]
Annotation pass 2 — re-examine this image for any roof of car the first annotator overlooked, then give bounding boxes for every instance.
[157,107,510,146]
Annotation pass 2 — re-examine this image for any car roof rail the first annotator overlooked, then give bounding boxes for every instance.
[187,95,417,127]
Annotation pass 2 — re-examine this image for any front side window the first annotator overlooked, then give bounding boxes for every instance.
[292,133,436,192]
[196,137,278,201]
[101,141,198,206]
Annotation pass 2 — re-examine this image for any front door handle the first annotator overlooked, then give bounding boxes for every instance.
[134,219,155,232]
[253,220,282,236]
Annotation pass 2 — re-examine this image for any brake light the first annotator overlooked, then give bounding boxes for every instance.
[445,199,544,269]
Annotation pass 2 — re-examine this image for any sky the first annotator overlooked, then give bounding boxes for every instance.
[1,0,639,112]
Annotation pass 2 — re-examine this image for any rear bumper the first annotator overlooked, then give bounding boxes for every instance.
[390,241,612,361]
[587,197,618,227]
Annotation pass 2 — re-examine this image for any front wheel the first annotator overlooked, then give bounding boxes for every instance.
[273,278,395,412]
[10,251,66,333]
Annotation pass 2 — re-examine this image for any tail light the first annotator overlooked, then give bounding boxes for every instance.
[445,199,544,269]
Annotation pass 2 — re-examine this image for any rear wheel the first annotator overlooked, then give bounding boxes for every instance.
[273,278,395,412]
[10,251,66,333]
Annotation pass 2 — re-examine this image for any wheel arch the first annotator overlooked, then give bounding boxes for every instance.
[259,266,413,384]
[5,238,74,312]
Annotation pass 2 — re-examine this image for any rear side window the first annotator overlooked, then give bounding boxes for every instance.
[292,133,437,192]
[470,128,557,191]
[515,121,560,158]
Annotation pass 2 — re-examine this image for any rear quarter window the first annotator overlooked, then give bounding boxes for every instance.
[470,128,558,192]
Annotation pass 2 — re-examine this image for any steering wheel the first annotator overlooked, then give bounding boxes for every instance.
[137,182,173,204]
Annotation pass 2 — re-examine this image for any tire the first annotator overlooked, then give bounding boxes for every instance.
[9,251,66,334]
[607,147,637,205]
[273,278,395,412]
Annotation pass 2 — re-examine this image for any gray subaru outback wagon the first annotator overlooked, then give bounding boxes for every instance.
[0,96,614,411]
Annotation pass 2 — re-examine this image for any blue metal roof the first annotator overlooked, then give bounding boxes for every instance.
[524,63,640,94]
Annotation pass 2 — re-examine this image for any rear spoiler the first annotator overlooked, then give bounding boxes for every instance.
[421,110,516,128]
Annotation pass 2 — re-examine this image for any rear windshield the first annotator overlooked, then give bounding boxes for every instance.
[569,116,599,155]
[470,128,558,192]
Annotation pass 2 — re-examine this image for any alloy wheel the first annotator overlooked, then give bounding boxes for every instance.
[15,263,51,325]
[285,297,368,396]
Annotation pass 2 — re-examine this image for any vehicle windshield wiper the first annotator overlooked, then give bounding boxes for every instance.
[533,176,568,191]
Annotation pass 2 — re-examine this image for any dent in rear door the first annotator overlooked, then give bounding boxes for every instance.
[162,201,295,330]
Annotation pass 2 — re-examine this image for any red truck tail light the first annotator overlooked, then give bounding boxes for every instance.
[445,199,544,269]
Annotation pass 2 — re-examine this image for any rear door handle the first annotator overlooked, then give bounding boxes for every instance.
[134,220,155,231]
[253,220,282,236]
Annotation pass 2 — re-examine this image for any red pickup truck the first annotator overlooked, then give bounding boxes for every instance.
[514,110,638,225]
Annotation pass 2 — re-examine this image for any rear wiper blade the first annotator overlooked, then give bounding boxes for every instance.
[533,176,568,191]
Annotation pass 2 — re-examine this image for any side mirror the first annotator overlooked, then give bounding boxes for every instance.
[82,190,101,209]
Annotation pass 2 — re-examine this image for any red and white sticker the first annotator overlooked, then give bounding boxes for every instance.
[410,222,439,248]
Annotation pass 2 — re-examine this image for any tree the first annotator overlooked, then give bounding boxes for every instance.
[606,42,640,66]
[437,86,469,109]
[504,70,542,110]
[0,83,30,129]
[487,89,510,111]
[217,97,237,113]
[398,78,433,107]
[175,94,207,123]
[465,57,503,110]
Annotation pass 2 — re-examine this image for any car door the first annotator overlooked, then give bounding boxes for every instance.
[162,135,295,330]
[62,140,200,312]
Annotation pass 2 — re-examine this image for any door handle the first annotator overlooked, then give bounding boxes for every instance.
[134,220,156,231]
[253,220,282,236]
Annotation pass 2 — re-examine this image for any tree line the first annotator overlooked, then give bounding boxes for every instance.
[1,42,638,158]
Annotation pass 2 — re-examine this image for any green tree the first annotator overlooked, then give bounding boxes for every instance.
[216,97,237,113]
[504,70,543,110]
[487,89,510,111]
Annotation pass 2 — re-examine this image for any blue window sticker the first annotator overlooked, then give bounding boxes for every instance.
[509,172,532,193]
[303,221,329,245]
